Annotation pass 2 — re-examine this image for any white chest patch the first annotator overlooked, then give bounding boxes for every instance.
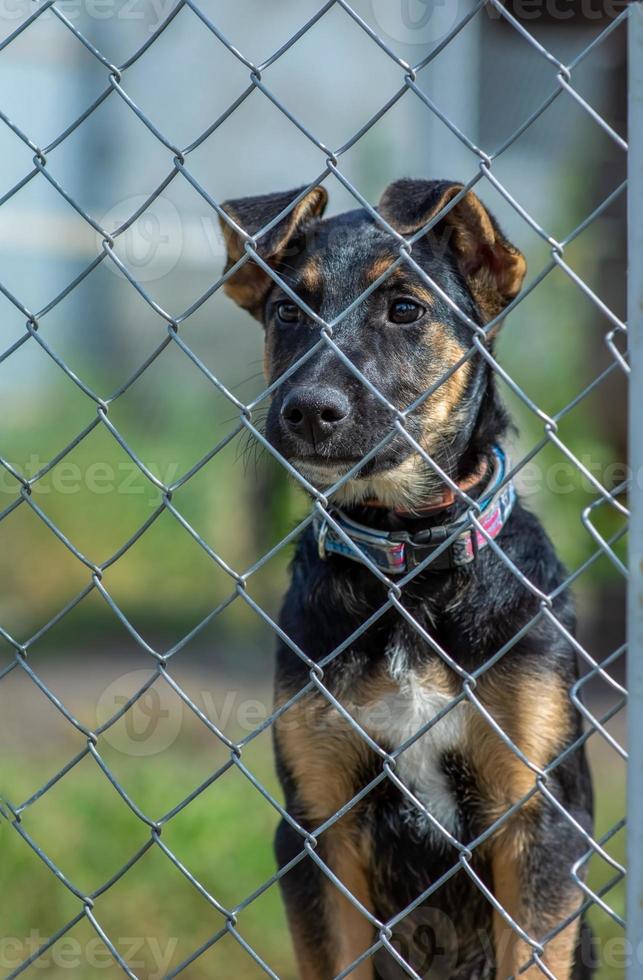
[353,660,468,834]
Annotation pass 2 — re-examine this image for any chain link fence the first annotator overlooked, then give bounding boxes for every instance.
[0,1,636,977]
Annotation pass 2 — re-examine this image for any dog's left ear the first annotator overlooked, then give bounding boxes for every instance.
[378,179,526,327]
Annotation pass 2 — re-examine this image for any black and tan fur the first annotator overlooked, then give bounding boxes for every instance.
[219,179,594,979]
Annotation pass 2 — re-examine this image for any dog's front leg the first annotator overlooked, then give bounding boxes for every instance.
[275,818,376,980]
[489,814,585,980]
[470,671,590,980]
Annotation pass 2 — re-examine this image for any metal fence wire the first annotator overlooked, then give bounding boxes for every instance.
[0,0,636,977]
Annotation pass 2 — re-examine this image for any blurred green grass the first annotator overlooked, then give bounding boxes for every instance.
[1,726,625,979]
[1,741,296,979]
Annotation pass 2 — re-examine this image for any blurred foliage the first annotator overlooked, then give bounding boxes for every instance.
[0,348,307,651]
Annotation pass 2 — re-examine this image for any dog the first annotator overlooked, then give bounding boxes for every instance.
[219,179,594,979]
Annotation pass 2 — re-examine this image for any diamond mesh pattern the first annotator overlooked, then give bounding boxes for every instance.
[0,2,632,977]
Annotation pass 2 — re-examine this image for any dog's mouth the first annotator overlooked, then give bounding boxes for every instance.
[290,456,362,485]
[290,449,420,494]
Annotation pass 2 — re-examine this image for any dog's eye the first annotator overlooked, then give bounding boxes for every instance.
[389,299,425,324]
[276,302,302,324]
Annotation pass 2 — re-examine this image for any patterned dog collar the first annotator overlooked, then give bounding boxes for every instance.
[313,445,516,576]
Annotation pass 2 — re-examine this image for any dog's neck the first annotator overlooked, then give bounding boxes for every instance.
[343,447,495,534]
[362,453,490,517]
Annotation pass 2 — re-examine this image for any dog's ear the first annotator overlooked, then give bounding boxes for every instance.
[219,185,328,319]
[378,179,526,326]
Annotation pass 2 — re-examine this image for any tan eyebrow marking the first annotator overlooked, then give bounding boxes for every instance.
[365,257,434,308]
[297,256,323,292]
[405,285,434,307]
[365,256,404,284]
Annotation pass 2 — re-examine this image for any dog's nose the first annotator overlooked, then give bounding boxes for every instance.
[281,385,350,444]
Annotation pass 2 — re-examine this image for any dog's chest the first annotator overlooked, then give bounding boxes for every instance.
[353,657,469,833]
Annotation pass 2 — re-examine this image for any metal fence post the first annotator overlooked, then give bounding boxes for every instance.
[628,3,643,976]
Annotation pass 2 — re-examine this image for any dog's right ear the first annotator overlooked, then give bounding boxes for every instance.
[218,185,328,320]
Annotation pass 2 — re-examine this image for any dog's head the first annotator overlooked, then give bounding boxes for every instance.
[219,180,525,509]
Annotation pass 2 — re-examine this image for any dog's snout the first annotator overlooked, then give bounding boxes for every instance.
[281,385,350,444]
